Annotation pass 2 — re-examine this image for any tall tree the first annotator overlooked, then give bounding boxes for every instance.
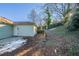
[44,3,77,23]
[28,9,37,24]
[44,6,52,29]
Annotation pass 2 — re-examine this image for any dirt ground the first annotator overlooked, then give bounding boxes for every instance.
[0,31,68,56]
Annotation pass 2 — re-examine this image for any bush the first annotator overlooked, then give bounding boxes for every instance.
[65,12,79,31]
[37,30,45,34]
[37,26,45,34]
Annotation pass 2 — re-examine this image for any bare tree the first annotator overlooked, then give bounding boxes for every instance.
[28,9,37,24]
[44,3,77,21]
[43,6,52,29]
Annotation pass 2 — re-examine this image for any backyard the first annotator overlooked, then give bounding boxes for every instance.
[1,25,79,56]
[0,3,79,56]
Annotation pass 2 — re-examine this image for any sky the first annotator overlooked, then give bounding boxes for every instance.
[0,3,44,22]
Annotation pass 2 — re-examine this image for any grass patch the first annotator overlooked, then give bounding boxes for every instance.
[46,25,79,55]
[52,26,79,38]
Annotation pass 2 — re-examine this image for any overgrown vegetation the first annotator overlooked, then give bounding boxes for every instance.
[28,3,79,55]
[37,26,45,34]
[65,8,79,31]
[49,26,79,55]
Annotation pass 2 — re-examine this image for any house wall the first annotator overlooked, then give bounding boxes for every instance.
[14,25,37,36]
[0,24,13,39]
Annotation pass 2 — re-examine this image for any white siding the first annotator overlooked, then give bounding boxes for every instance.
[14,25,36,36]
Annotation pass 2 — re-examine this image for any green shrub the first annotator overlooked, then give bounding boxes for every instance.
[37,26,45,34]
[65,12,79,31]
[37,29,45,34]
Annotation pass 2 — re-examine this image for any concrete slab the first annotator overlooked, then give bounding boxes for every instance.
[0,37,27,55]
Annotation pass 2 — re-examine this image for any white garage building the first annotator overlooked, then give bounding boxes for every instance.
[13,22,37,36]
